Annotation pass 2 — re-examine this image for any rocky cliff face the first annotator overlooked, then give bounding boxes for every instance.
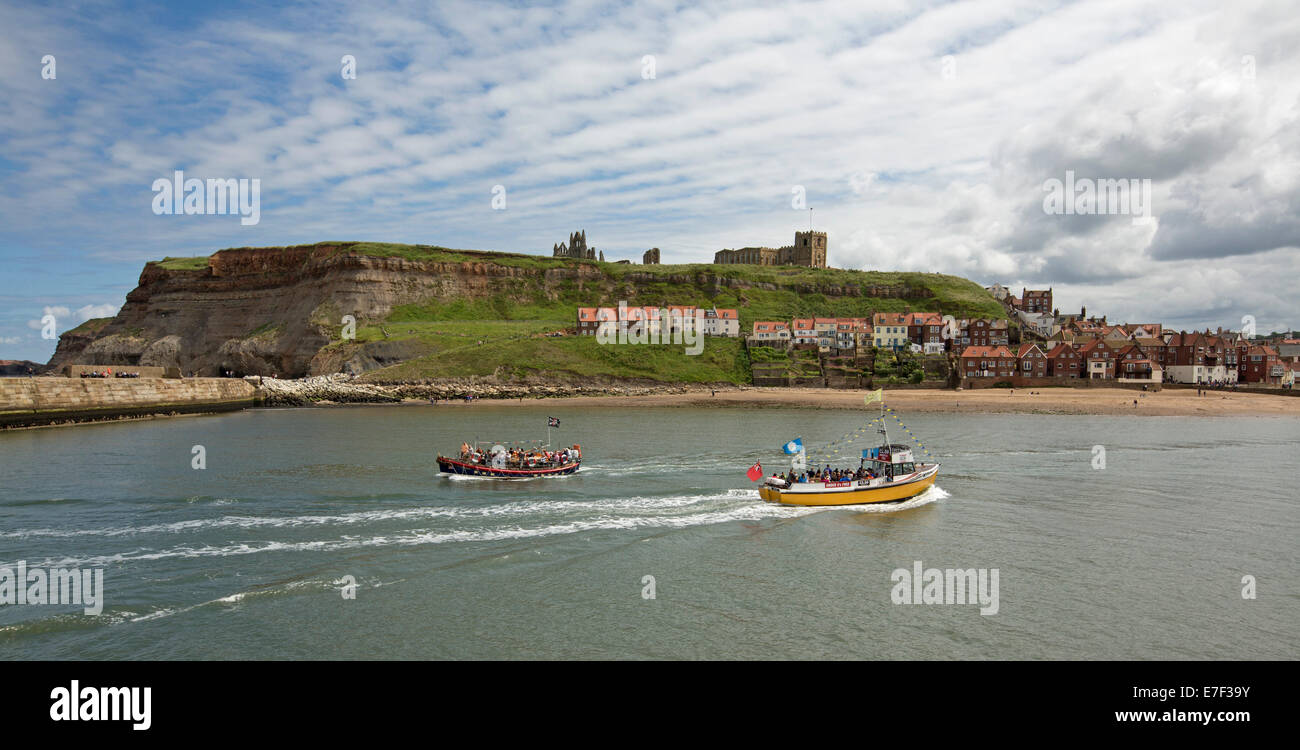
[46,244,612,377]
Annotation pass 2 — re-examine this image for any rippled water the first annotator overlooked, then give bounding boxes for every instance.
[0,405,1296,659]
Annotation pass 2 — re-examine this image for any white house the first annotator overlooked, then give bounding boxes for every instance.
[700,308,740,337]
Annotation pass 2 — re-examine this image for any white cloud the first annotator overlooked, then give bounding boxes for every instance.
[76,303,121,321]
[1,0,1298,334]
[27,306,71,330]
[25,304,118,333]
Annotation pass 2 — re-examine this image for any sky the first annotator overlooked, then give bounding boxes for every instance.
[1,0,1298,363]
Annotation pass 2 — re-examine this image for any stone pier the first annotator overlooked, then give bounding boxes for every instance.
[0,377,257,428]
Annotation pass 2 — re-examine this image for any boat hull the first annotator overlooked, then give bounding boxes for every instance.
[437,456,580,478]
[759,466,938,506]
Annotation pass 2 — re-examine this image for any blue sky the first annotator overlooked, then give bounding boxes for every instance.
[2,0,1298,362]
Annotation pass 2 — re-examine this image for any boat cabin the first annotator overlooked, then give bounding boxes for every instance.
[862,443,916,477]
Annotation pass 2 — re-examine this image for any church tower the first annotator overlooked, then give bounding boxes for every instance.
[793,230,828,267]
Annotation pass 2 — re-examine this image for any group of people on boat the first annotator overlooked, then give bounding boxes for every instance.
[770,463,888,486]
[457,443,579,468]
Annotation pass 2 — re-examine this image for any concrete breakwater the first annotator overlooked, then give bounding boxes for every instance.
[0,377,257,428]
[254,374,701,406]
[0,373,716,428]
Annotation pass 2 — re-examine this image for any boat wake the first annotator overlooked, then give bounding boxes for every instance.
[4,484,948,570]
[848,485,949,513]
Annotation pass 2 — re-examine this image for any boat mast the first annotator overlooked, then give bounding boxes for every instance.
[877,397,889,448]
[877,397,896,478]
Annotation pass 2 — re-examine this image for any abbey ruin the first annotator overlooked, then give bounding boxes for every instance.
[550,229,828,267]
[552,230,597,260]
[714,230,828,267]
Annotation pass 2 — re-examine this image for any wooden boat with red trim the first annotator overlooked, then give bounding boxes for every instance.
[437,442,582,478]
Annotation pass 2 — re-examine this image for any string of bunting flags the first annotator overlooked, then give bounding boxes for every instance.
[883,406,934,460]
[806,421,874,464]
[755,390,932,480]
[805,414,933,463]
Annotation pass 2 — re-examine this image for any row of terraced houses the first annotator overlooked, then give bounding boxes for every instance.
[573,298,1297,387]
[576,306,740,337]
[748,313,1009,355]
[980,285,1298,386]
[961,316,1295,386]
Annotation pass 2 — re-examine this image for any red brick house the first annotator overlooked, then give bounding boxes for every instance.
[1165,331,1234,383]
[906,312,946,354]
[1020,288,1052,315]
[959,318,1010,348]
[1046,342,1082,378]
[1113,343,1162,381]
[1078,338,1118,379]
[1238,345,1283,384]
[961,346,1016,379]
[1016,343,1048,377]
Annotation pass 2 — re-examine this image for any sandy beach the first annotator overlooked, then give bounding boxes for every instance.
[417,386,1300,417]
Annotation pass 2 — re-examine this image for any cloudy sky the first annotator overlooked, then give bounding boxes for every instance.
[2,0,1297,362]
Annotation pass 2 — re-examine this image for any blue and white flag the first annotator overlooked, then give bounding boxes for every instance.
[782,437,804,454]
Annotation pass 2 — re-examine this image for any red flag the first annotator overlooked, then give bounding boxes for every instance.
[746,461,763,481]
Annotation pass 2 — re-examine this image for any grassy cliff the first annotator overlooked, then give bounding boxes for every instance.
[145,242,1004,384]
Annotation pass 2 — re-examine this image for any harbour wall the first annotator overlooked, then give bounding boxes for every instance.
[0,377,257,428]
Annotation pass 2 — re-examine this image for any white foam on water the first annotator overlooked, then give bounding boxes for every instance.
[9,486,942,569]
[129,609,176,622]
[846,485,949,513]
[0,489,758,541]
[124,579,338,623]
[23,489,830,567]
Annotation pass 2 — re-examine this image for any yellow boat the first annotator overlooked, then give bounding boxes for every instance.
[759,445,939,506]
[758,394,940,506]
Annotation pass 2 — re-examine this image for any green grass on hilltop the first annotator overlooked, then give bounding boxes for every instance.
[334,320,564,348]
[156,256,210,270]
[384,276,1003,329]
[358,334,750,385]
[64,317,114,335]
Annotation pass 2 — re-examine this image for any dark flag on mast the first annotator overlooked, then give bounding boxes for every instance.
[548,417,560,428]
